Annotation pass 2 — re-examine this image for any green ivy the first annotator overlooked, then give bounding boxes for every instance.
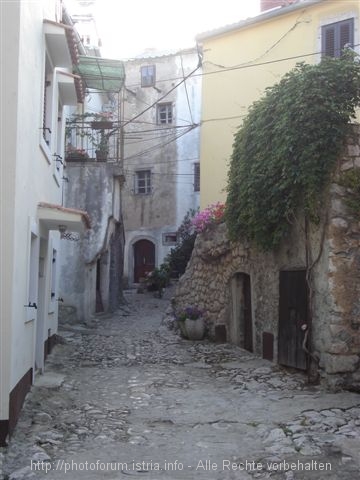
[226,52,360,250]
[164,209,198,276]
[338,169,360,218]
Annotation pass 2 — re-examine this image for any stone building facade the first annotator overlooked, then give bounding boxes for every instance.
[174,128,360,390]
[121,49,201,285]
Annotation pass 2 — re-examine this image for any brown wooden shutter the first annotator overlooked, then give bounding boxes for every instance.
[194,163,200,192]
[322,25,335,57]
[339,19,353,51]
[322,19,354,58]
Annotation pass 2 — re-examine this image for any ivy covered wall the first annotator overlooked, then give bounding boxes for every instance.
[174,128,360,390]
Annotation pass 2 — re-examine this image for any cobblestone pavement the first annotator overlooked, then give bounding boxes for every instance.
[1,288,360,480]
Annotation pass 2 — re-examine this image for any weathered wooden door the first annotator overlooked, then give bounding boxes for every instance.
[229,273,253,352]
[95,258,104,313]
[243,274,253,352]
[134,239,155,283]
[278,270,308,370]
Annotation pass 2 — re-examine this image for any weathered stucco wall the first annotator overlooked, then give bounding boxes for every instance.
[175,128,360,390]
[121,49,201,284]
[60,162,124,322]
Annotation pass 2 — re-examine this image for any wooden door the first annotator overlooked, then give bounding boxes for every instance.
[278,270,308,370]
[229,273,253,352]
[134,240,155,283]
[95,258,104,313]
[243,274,253,352]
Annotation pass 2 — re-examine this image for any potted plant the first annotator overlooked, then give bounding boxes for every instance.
[66,112,113,162]
[176,306,205,340]
[65,147,90,162]
[95,130,109,161]
[145,264,170,298]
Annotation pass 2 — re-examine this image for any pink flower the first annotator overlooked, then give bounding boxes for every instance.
[192,202,225,233]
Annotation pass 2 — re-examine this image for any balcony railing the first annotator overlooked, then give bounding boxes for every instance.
[65,120,120,163]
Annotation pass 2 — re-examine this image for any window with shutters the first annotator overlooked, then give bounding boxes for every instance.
[322,18,354,58]
[194,162,200,192]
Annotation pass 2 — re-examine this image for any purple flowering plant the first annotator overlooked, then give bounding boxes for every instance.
[192,202,225,233]
[176,306,203,322]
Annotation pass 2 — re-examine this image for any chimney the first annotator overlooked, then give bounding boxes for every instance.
[260,0,297,12]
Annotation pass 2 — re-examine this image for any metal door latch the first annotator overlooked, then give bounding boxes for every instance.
[24,302,37,309]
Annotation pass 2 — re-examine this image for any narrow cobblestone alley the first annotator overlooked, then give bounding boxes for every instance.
[1,288,360,480]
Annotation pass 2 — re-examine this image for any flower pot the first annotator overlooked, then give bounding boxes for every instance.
[96,150,108,162]
[178,320,188,338]
[91,120,113,130]
[66,152,89,162]
[184,317,205,340]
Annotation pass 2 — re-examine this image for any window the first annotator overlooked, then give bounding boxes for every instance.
[135,170,152,194]
[157,103,173,124]
[322,18,354,58]
[141,65,156,87]
[194,162,200,192]
[50,249,57,302]
[162,233,178,246]
[42,55,53,146]
[27,232,39,322]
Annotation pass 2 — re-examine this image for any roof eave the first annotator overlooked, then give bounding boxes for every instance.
[37,202,91,232]
[196,0,325,42]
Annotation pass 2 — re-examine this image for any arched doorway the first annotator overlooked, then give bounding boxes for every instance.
[229,273,253,352]
[133,239,155,283]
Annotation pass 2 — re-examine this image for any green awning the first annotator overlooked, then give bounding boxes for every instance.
[74,55,125,92]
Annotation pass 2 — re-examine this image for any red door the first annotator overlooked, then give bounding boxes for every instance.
[133,240,155,282]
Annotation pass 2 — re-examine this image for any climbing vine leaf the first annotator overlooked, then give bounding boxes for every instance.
[226,52,360,250]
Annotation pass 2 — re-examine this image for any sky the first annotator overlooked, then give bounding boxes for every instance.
[91,0,260,59]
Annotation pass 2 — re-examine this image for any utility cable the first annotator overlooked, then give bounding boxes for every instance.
[123,156,199,166]
[124,86,194,126]
[108,63,201,137]
[124,128,190,146]
[123,124,198,162]
[123,43,360,88]
[205,12,309,70]
[180,52,194,125]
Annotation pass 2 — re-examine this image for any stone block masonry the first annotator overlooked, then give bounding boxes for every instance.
[174,126,360,390]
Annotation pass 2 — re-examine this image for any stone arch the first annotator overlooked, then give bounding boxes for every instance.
[128,235,157,284]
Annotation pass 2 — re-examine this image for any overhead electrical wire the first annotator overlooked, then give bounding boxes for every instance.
[123,124,198,162]
[180,53,194,125]
[123,155,199,167]
[74,39,360,189]
[124,86,194,126]
[123,43,360,89]
[124,125,194,136]
[119,43,360,160]
[123,169,197,177]
[107,58,202,138]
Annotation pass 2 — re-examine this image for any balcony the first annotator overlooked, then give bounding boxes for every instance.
[65,117,120,163]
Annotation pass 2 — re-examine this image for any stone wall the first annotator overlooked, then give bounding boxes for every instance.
[174,127,360,390]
